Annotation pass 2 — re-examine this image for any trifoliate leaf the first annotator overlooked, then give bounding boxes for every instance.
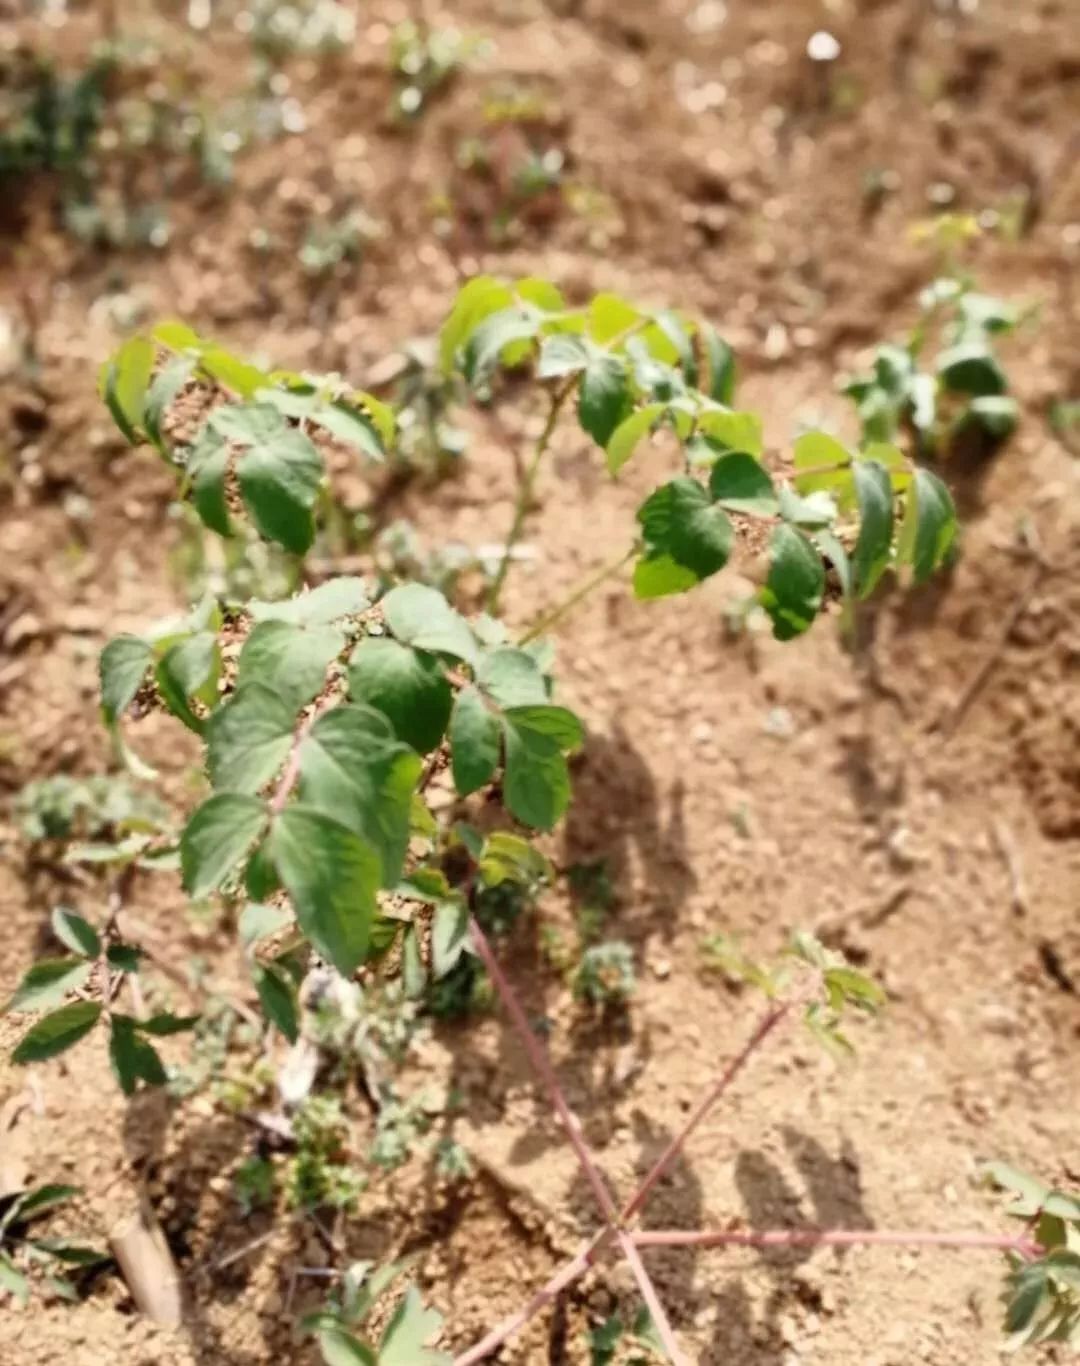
[347,639,452,754]
[205,684,295,794]
[271,806,380,974]
[12,1002,102,1065]
[636,477,734,582]
[237,620,344,712]
[578,353,633,446]
[7,959,92,1014]
[851,459,894,598]
[249,577,372,625]
[100,635,153,724]
[108,1015,166,1095]
[51,908,101,960]
[449,687,500,796]
[381,584,478,665]
[253,963,299,1043]
[759,524,825,640]
[298,705,421,885]
[708,452,778,515]
[180,793,268,899]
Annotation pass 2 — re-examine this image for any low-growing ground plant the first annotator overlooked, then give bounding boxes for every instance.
[0,1183,105,1307]
[5,275,1070,1356]
[840,273,1026,461]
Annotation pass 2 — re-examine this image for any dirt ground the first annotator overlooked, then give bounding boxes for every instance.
[2,0,1080,1362]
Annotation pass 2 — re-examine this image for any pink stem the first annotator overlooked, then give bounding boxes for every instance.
[632,1228,1044,1257]
[468,916,686,1362]
[468,915,619,1222]
[452,1233,607,1366]
[621,1000,791,1222]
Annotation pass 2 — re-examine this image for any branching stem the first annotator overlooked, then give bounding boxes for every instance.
[487,380,575,614]
[518,545,637,645]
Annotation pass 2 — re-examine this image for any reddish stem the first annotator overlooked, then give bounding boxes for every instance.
[632,1228,1044,1257]
[621,999,792,1222]
[269,697,334,814]
[452,1233,606,1366]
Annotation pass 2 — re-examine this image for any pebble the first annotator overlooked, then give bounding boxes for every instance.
[652,957,672,979]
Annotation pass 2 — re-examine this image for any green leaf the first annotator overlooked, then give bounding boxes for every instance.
[237,620,344,712]
[502,705,583,749]
[381,584,478,666]
[105,945,143,973]
[379,1286,449,1366]
[198,345,272,398]
[431,900,470,978]
[143,355,194,455]
[205,684,295,793]
[271,806,380,974]
[2,1183,80,1231]
[936,342,1006,397]
[51,908,100,960]
[245,840,281,902]
[180,793,268,899]
[606,402,666,475]
[233,414,324,554]
[439,276,514,374]
[476,648,548,707]
[708,452,778,515]
[299,705,422,885]
[1005,1263,1048,1335]
[253,963,299,1043]
[463,307,539,383]
[7,959,92,1014]
[968,394,1019,439]
[136,1013,199,1036]
[318,1324,377,1366]
[108,1014,166,1095]
[653,311,697,385]
[896,468,957,584]
[478,832,554,888]
[632,555,698,600]
[450,687,500,796]
[578,353,632,446]
[239,901,293,946]
[792,431,853,499]
[257,387,385,463]
[12,1001,102,1065]
[101,335,154,444]
[155,631,220,733]
[587,292,642,344]
[537,334,589,378]
[30,1239,106,1267]
[100,635,153,724]
[402,924,426,999]
[851,460,894,598]
[696,408,763,457]
[0,1256,29,1306]
[983,1162,1052,1217]
[347,639,452,754]
[636,477,734,581]
[152,319,202,352]
[187,424,232,539]
[759,524,825,640]
[700,324,736,404]
[777,485,837,528]
[249,577,371,625]
[502,715,572,830]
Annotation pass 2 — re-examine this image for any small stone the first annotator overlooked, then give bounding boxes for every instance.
[652,958,672,980]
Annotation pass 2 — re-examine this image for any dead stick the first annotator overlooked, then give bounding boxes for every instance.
[110,1201,184,1327]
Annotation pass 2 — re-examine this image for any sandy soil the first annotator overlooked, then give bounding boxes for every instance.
[1,0,1079,1362]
